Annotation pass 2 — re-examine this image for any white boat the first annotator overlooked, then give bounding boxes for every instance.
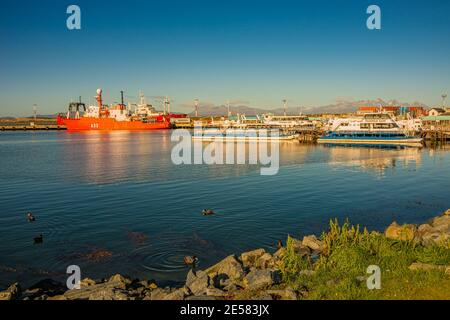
[318,113,423,147]
[262,114,315,129]
[192,128,299,141]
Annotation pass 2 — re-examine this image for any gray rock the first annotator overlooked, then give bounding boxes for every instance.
[0,283,21,300]
[289,237,311,256]
[223,283,238,293]
[24,279,66,299]
[108,274,131,289]
[186,270,210,296]
[185,295,221,300]
[302,235,324,252]
[204,255,245,281]
[148,287,172,300]
[244,269,281,290]
[80,278,96,288]
[64,280,132,300]
[88,289,131,300]
[417,212,450,246]
[266,289,297,300]
[162,288,187,300]
[240,249,266,268]
[255,252,275,269]
[206,287,226,297]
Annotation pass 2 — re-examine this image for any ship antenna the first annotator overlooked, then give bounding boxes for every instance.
[32,104,37,122]
[195,99,199,117]
[167,96,171,114]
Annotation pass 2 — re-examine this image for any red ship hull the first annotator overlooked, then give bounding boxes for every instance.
[59,116,170,130]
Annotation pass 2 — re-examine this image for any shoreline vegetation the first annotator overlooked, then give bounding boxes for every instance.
[1,209,450,300]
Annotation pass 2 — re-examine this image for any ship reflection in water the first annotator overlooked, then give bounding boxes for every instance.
[324,145,423,176]
[0,131,449,288]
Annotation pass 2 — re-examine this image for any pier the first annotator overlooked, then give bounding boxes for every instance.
[0,125,67,131]
[421,130,450,142]
[0,118,66,131]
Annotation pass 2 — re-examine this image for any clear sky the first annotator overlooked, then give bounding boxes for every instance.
[1,0,449,116]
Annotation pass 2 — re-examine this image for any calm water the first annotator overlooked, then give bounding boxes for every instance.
[0,131,449,288]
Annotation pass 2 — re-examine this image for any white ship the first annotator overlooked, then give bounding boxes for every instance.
[318,113,423,147]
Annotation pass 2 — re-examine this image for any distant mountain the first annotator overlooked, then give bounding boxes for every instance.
[188,99,429,116]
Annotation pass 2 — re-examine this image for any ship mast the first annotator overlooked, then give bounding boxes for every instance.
[194,99,199,117]
[96,88,104,117]
[168,97,171,114]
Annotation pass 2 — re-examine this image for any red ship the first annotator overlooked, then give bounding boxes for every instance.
[58,89,186,130]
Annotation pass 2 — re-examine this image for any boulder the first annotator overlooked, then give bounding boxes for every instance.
[288,237,311,256]
[266,289,297,300]
[302,235,324,252]
[162,288,187,300]
[204,255,245,281]
[186,270,210,296]
[255,252,275,269]
[385,222,417,241]
[80,278,96,288]
[88,289,130,300]
[417,212,450,246]
[431,215,450,230]
[243,269,281,290]
[24,279,66,299]
[145,287,172,300]
[0,283,21,300]
[273,247,286,260]
[206,287,226,297]
[240,249,266,268]
[108,274,131,288]
[64,280,131,300]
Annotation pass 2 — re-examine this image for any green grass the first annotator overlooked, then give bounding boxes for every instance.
[280,219,450,300]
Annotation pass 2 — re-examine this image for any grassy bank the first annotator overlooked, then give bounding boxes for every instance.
[279,219,450,300]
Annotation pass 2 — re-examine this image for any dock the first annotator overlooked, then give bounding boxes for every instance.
[421,130,450,142]
[0,125,67,131]
[0,118,66,131]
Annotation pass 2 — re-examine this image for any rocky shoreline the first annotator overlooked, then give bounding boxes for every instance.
[1,209,449,301]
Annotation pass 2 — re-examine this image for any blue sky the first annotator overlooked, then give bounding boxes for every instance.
[0,0,449,116]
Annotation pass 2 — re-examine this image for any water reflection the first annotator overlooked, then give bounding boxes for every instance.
[57,131,174,184]
[54,131,443,183]
[324,145,422,176]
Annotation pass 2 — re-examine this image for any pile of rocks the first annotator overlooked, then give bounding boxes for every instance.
[385,209,450,245]
[0,234,323,301]
[2,209,448,301]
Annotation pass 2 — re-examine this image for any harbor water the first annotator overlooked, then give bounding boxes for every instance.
[0,130,449,288]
